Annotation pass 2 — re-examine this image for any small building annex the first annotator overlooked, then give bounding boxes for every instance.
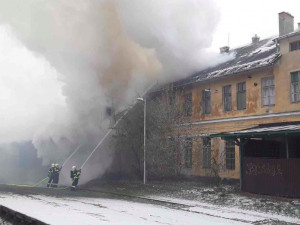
[150,12,300,198]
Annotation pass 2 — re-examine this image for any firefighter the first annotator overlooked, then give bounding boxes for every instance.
[47,163,55,188]
[52,163,61,188]
[70,166,81,191]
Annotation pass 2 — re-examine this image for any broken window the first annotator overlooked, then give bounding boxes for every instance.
[223,85,232,111]
[202,90,211,114]
[290,41,300,51]
[291,71,300,103]
[262,77,275,106]
[237,82,246,110]
[184,93,192,117]
[202,137,211,168]
[225,139,235,170]
[184,138,193,168]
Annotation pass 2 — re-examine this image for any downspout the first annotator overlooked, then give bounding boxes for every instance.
[285,134,289,159]
[239,140,245,191]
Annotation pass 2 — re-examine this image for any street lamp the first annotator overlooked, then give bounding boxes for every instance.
[137,97,146,185]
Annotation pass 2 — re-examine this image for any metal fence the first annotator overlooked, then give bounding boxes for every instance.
[242,157,300,198]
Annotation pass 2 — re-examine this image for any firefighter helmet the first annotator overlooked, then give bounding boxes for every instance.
[72,166,76,171]
[55,164,59,167]
[51,163,55,167]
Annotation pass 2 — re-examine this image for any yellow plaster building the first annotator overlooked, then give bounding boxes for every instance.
[153,12,300,197]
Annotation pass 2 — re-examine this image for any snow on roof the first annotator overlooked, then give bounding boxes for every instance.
[197,53,279,82]
[274,29,300,41]
[174,37,280,86]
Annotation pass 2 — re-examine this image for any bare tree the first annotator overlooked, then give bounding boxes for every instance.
[199,138,227,184]
[112,104,144,179]
[113,84,196,179]
[146,85,194,178]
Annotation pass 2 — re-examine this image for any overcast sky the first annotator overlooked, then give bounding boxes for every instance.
[213,0,300,49]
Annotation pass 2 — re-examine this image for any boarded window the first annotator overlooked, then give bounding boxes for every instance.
[290,41,300,51]
[223,85,232,111]
[291,71,300,103]
[184,93,192,116]
[202,137,211,168]
[184,138,193,168]
[237,82,246,110]
[262,77,275,106]
[225,140,235,170]
[202,90,211,114]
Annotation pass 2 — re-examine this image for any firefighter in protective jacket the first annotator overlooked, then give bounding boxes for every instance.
[52,164,61,188]
[47,163,55,187]
[70,166,81,191]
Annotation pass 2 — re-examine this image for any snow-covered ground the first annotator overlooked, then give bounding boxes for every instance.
[0,192,299,225]
[147,196,300,224]
[0,193,250,225]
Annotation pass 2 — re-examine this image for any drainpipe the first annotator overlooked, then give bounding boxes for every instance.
[239,139,244,191]
[285,135,289,159]
[275,39,280,54]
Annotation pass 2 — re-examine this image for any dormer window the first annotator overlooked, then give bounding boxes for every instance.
[290,41,300,51]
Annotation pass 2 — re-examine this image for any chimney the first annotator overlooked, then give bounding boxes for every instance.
[220,46,229,54]
[279,12,294,36]
[252,34,260,44]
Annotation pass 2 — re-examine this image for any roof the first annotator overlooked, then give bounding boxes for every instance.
[174,37,280,86]
[274,29,300,41]
[211,122,300,138]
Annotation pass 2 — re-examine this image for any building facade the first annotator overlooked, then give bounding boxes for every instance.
[152,12,300,197]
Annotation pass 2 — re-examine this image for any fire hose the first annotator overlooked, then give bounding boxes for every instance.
[1,84,155,189]
[80,83,155,170]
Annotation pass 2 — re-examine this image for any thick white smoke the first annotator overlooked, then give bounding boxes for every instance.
[0,0,232,183]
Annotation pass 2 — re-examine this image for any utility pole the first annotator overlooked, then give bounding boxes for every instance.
[143,97,147,185]
[137,97,147,184]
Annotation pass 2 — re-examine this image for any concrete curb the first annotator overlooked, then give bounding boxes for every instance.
[0,205,48,225]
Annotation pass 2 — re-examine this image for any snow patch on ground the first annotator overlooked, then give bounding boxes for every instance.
[0,193,250,225]
[147,196,300,224]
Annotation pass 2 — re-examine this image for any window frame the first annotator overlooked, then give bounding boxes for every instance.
[290,41,300,52]
[261,77,275,107]
[183,92,193,117]
[223,85,232,112]
[291,71,300,103]
[202,90,211,115]
[237,82,246,110]
[202,137,211,169]
[225,139,235,170]
[184,138,193,168]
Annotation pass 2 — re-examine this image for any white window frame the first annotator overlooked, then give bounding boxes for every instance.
[291,71,300,103]
[262,77,275,106]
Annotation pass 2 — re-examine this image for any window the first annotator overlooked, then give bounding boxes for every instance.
[225,140,235,170]
[202,137,211,168]
[202,90,211,114]
[168,91,175,105]
[291,71,300,103]
[184,138,193,168]
[262,77,275,106]
[184,93,192,116]
[237,82,246,110]
[223,85,232,111]
[290,41,300,52]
